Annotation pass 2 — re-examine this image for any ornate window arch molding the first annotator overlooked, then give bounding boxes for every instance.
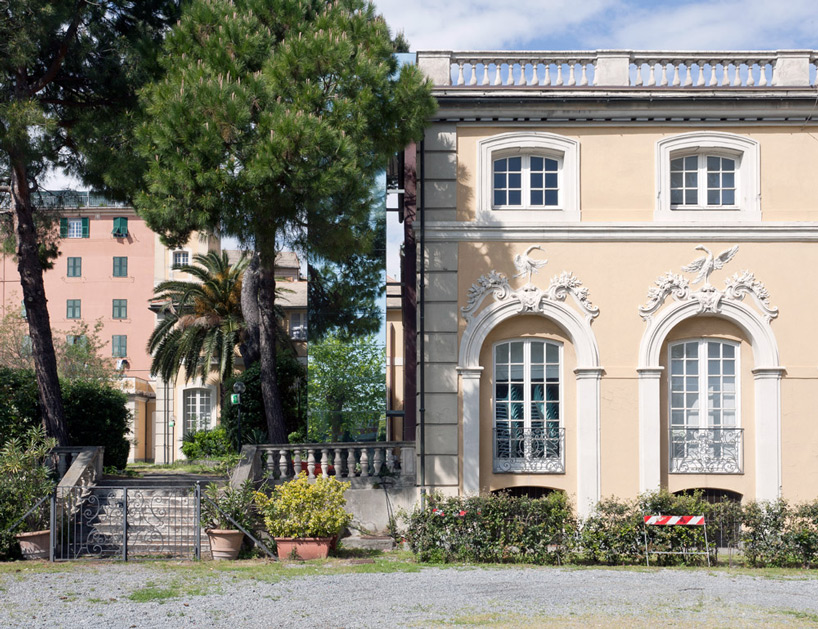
[458,263,601,516]
[655,131,760,221]
[478,132,580,224]
[637,248,782,501]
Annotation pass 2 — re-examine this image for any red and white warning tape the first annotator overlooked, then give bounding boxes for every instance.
[643,515,705,526]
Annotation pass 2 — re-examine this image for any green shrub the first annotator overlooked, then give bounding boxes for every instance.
[405,491,574,564]
[200,480,259,532]
[740,499,818,568]
[0,369,131,471]
[182,426,234,460]
[577,496,643,565]
[0,427,57,560]
[61,379,131,471]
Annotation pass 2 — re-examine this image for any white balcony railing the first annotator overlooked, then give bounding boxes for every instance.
[669,427,743,474]
[493,427,565,474]
[418,50,818,89]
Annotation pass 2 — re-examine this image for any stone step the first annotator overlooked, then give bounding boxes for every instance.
[340,535,395,551]
[97,475,225,488]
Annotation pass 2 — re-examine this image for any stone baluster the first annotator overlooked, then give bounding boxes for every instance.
[266,450,276,480]
[683,61,694,86]
[671,62,681,86]
[279,448,289,479]
[579,62,589,86]
[745,61,755,86]
[57,453,68,478]
[707,61,718,86]
[733,61,743,86]
[346,448,356,477]
[494,62,502,86]
[373,448,384,476]
[293,450,302,478]
[481,61,491,86]
[647,61,657,86]
[634,62,643,86]
[759,61,769,86]
[334,448,344,478]
[514,60,523,86]
[359,448,370,477]
[696,62,707,86]
[321,448,330,478]
[659,61,669,86]
[529,62,539,86]
[468,60,478,86]
[306,449,316,479]
[721,61,731,86]
[456,61,465,86]
[567,61,576,86]
[386,449,396,474]
[543,63,552,86]
[555,63,564,86]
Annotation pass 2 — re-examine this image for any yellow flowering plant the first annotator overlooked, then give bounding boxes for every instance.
[254,472,352,538]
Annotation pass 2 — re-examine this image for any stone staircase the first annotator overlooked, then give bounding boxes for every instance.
[59,474,224,560]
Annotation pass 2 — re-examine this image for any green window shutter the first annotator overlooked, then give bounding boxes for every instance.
[112,299,127,319]
[112,216,128,237]
[67,257,81,277]
[81,217,90,238]
[112,335,127,357]
[113,257,128,277]
[60,218,68,238]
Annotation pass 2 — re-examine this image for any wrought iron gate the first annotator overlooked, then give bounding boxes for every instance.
[53,484,202,561]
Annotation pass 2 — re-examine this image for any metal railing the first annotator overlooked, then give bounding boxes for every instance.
[669,427,744,474]
[493,427,565,473]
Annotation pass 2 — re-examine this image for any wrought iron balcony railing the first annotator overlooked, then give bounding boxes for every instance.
[669,427,743,474]
[493,426,565,473]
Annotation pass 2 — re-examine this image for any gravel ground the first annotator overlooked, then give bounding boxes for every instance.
[2,561,818,628]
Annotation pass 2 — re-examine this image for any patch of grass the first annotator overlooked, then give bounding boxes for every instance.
[126,461,222,476]
[128,584,180,603]
[780,609,818,623]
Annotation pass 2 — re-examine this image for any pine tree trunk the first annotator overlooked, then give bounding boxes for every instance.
[239,252,261,366]
[9,155,69,446]
[257,253,287,444]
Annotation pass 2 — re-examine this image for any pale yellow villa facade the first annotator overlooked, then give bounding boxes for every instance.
[410,50,818,515]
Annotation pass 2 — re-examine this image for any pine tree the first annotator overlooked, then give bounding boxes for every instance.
[136,0,435,443]
[0,1,180,444]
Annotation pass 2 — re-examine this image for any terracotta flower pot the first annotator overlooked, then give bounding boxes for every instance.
[206,529,244,560]
[274,537,334,561]
[16,530,50,560]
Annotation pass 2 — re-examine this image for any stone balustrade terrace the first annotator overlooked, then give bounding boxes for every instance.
[418,50,818,90]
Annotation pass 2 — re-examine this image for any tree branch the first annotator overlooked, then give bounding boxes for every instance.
[29,9,83,95]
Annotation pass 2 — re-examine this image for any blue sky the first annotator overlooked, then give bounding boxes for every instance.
[373,0,817,51]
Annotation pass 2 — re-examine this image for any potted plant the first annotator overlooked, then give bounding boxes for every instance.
[1,427,57,560]
[200,480,257,560]
[254,472,352,560]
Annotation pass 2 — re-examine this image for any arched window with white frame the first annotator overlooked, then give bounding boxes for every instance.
[668,339,743,474]
[493,339,564,473]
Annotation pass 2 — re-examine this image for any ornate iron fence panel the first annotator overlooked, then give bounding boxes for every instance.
[53,485,202,561]
[493,427,565,473]
[669,427,744,474]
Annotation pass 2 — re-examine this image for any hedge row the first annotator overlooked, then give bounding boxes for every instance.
[404,490,818,568]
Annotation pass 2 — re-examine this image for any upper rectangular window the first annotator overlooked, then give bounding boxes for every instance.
[66,299,81,319]
[112,216,128,238]
[60,217,89,238]
[67,257,82,277]
[113,256,128,277]
[172,250,189,269]
[112,299,127,319]
[479,132,580,223]
[112,335,127,357]
[656,132,759,221]
[290,312,307,340]
[493,155,559,208]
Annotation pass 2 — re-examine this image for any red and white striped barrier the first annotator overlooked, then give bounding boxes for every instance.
[644,515,705,526]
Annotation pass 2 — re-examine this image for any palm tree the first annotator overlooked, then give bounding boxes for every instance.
[148,251,249,389]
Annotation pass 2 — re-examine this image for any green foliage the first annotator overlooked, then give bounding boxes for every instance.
[0,369,131,471]
[404,492,575,565]
[181,426,234,460]
[149,251,248,384]
[307,332,385,442]
[0,427,57,559]
[254,473,352,539]
[577,496,644,565]
[220,357,306,447]
[200,480,259,532]
[60,379,131,471]
[741,499,818,568]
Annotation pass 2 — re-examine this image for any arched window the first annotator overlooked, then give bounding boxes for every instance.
[668,339,742,474]
[493,339,564,473]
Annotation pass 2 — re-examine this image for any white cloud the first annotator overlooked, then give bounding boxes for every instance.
[373,0,617,50]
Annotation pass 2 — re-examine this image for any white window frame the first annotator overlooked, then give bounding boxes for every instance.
[172,249,190,269]
[67,217,83,239]
[492,338,564,473]
[183,388,213,433]
[290,311,307,340]
[478,132,580,224]
[656,132,760,221]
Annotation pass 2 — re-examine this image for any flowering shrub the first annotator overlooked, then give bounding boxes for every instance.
[254,472,352,539]
[405,491,574,564]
